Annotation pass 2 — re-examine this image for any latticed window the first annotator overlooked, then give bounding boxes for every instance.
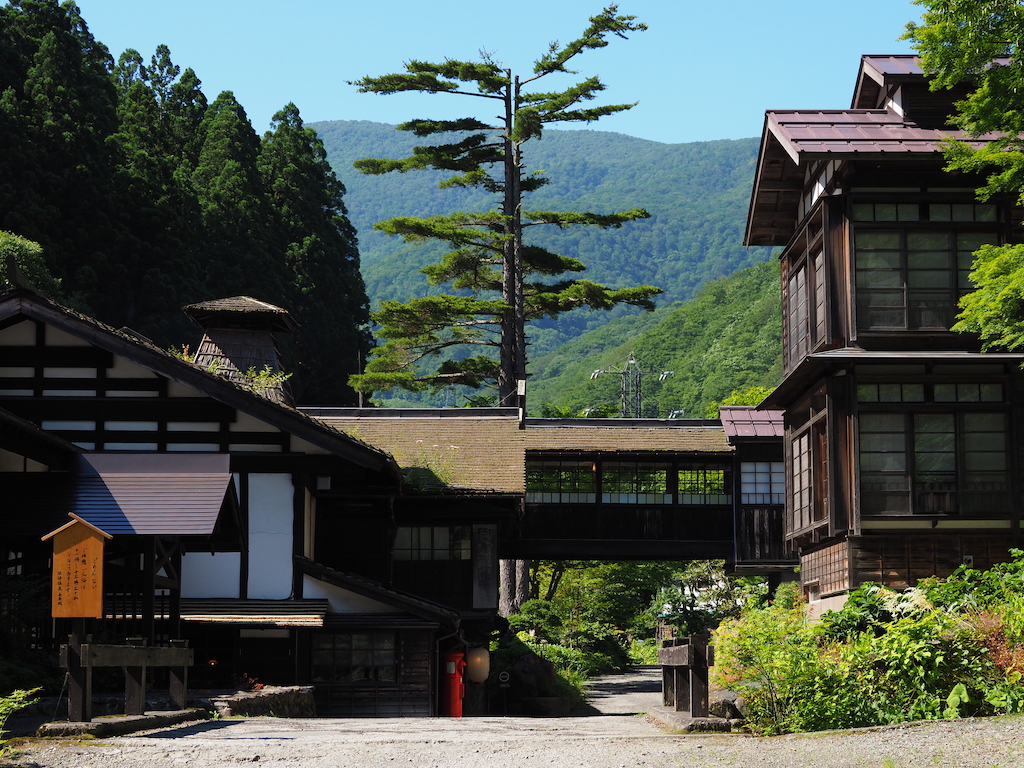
[601,461,671,504]
[783,249,827,371]
[791,432,814,530]
[858,410,1010,515]
[740,461,785,505]
[525,460,595,503]
[677,467,730,505]
[854,227,997,331]
[393,526,471,561]
[312,632,396,684]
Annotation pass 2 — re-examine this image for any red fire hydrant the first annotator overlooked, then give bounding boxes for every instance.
[440,651,466,717]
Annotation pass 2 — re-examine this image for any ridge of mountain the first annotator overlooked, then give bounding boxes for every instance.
[312,120,774,358]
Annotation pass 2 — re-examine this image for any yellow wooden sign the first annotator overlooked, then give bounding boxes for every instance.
[42,515,112,619]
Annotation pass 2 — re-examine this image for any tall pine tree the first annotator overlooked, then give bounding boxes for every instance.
[349,5,661,406]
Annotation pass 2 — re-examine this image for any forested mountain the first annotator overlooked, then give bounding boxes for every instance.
[0,1,778,411]
[312,121,774,356]
[0,1,369,403]
[525,260,782,417]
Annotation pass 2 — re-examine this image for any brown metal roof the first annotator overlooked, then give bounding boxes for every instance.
[762,349,1024,409]
[719,406,784,440]
[765,110,993,161]
[73,453,236,536]
[745,54,1003,247]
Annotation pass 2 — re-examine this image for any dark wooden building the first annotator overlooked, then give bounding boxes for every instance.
[745,55,1024,612]
[0,290,513,716]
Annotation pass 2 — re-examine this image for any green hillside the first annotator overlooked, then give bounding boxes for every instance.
[525,259,783,417]
[312,121,774,356]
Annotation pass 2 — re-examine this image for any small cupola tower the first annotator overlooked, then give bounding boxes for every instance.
[183,296,298,406]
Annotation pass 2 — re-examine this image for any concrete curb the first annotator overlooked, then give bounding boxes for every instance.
[36,708,210,738]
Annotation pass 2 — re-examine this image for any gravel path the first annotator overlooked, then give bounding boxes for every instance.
[4,669,1024,768]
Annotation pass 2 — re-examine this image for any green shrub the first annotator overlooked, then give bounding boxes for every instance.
[0,688,39,752]
[628,638,660,665]
[712,572,1024,735]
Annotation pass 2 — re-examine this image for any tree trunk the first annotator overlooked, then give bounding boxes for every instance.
[498,74,525,407]
[498,558,531,616]
[499,559,516,616]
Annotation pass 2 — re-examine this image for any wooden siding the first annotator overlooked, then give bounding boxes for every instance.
[801,540,850,597]
[850,535,1021,591]
[520,504,733,543]
[735,507,791,564]
[0,318,299,454]
[313,630,433,717]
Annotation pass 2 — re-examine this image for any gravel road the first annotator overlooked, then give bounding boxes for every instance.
[4,669,1024,768]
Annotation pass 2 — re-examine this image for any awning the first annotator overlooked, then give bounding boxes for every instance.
[181,599,329,627]
[74,453,236,535]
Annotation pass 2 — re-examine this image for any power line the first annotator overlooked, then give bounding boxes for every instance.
[590,353,673,418]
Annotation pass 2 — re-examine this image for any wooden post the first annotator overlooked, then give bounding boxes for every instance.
[124,637,147,716]
[168,640,188,710]
[673,664,690,712]
[689,634,710,718]
[66,622,92,723]
[662,663,674,708]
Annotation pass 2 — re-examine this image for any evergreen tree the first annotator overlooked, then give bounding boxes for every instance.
[0,0,119,298]
[348,5,661,405]
[258,103,371,404]
[191,91,281,301]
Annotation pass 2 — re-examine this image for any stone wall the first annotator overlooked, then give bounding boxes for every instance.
[209,686,315,718]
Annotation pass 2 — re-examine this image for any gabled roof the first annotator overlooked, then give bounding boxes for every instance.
[744,54,1002,248]
[719,406,784,441]
[852,55,927,108]
[0,289,398,477]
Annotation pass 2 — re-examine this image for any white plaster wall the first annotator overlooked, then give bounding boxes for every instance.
[302,575,395,613]
[247,473,294,599]
[181,552,241,598]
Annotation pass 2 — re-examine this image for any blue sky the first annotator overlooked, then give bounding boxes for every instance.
[73,0,921,145]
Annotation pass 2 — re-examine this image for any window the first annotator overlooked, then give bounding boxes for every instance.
[740,461,785,505]
[677,467,730,505]
[393,526,471,561]
[525,460,595,503]
[858,411,1010,515]
[790,423,828,533]
[312,632,396,684]
[602,461,670,504]
[792,433,812,529]
[783,249,826,369]
[855,229,997,330]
